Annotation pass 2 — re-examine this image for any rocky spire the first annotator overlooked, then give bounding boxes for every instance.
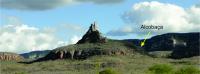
[88,21,97,33]
[76,22,106,44]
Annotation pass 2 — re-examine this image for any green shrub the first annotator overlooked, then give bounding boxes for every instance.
[148,64,173,74]
[95,63,101,74]
[175,66,200,74]
[99,68,118,74]
[15,72,27,74]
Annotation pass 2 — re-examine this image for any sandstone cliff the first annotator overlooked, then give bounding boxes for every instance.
[0,52,24,61]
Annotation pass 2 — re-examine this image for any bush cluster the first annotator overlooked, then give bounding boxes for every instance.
[99,68,118,74]
[148,64,200,74]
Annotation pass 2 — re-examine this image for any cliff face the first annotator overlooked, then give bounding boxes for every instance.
[35,47,126,62]
[77,22,106,44]
[0,52,24,61]
[129,32,200,59]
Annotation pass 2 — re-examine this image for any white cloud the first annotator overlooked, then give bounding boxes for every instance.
[187,5,200,26]
[0,0,124,10]
[108,1,200,36]
[0,24,78,53]
[70,35,81,44]
[0,14,84,53]
[107,25,134,36]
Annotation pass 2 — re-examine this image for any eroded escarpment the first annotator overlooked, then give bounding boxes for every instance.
[35,47,127,62]
[0,52,24,61]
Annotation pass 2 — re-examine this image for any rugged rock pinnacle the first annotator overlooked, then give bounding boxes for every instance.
[77,22,106,44]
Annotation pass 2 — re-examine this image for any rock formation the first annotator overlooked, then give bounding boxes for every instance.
[31,22,132,62]
[0,52,24,61]
[31,21,199,62]
[77,22,107,44]
[34,47,126,62]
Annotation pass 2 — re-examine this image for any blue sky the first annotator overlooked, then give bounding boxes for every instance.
[0,0,199,53]
[0,0,198,33]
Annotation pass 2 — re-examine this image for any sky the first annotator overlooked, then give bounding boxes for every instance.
[0,0,200,53]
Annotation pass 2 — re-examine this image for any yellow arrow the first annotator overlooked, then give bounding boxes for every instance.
[140,32,151,47]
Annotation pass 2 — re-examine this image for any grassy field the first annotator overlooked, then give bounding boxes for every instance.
[0,53,199,74]
[53,39,138,52]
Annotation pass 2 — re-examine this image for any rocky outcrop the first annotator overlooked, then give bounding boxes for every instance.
[0,52,24,61]
[77,22,107,44]
[35,48,127,62]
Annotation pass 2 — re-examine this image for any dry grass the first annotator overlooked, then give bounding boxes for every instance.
[1,54,199,74]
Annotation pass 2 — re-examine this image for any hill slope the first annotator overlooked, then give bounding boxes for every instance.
[126,32,200,59]
[32,22,139,62]
[34,39,138,62]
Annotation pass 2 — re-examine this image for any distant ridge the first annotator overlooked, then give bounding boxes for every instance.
[126,32,200,59]
[20,50,51,59]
